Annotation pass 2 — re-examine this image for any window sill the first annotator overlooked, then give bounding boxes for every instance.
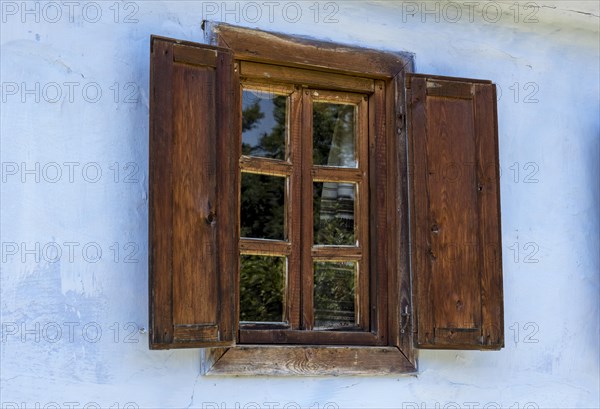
[201,345,417,376]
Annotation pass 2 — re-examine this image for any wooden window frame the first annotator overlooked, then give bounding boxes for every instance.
[238,81,373,345]
[197,22,417,375]
[149,22,504,377]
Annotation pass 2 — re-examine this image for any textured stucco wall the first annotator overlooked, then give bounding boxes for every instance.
[1,1,598,408]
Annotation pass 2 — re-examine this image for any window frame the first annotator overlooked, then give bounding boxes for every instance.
[199,22,417,375]
[148,23,504,376]
[238,70,375,345]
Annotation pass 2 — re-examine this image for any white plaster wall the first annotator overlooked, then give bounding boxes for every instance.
[1,1,598,408]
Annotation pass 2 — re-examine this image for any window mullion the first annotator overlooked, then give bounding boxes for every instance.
[300,88,315,331]
[287,88,303,330]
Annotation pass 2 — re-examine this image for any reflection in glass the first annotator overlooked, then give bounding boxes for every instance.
[241,173,285,240]
[313,182,355,245]
[313,102,356,167]
[242,89,287,160]
[240,255,286,322]
[314,261,357,330]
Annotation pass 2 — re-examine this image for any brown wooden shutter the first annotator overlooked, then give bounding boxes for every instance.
[406,74,504,350]
[149,36,239,349]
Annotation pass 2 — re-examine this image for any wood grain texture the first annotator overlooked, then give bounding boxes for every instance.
[150,30,430,373]
[407,74,503,350]
[215,42,239,344]
[391,69,417,367]
[240,61,374,93]
[208,22,413,79]
[149,37,174,347]
[474,83,504,348]
[288,89,303,330]
[148,36,238,349]
[300,90,314,330]
[239,329,380,345]
[239,155,292,177]
[207,346,416,376]
[171,62,218,330]
[369,81,388,344]
[239,238,291,256]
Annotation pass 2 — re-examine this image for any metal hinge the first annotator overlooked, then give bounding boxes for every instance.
[400,305,411,334]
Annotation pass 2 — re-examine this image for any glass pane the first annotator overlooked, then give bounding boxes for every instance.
[314,261,357,330]
[313,182,355,245]
[240,255,286,322]
[241,173,286,240]
[242,89,287,160]
[313,102,356,167]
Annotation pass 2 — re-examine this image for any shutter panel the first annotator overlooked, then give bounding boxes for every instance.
[407,74,504,350]
[149,36,239,349]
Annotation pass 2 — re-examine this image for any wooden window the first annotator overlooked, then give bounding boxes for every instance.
[149,23,504,375]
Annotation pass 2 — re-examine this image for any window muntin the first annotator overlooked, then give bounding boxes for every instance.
[239,77,372,343]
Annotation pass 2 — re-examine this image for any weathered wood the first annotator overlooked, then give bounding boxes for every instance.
[309,89,367,104]
[207,346,416,376]
[356,95,370,332]
[207,22,413,79]
[474,83,504,348]
[171,61,218,330]
[288,89,303,330]
[216,45,240,344]
[200,347,229,375]
[241,61,374,93]
[391,68,417,367]
[407,74,503,350]
[239,329,380,345]
[150,29,430,374]
[369,80,388,343]
[173,324,218,342]
[149,37,174,347]
[240,155,292,176]
[148,36,237,349]
[311,167,362,182]
[311,246,362,260]
[240,238,291,256]
[300,90,314,330]
[173,44,217,67]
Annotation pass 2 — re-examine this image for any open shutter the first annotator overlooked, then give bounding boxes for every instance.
[149,36,239,349]
[407,74,503,350]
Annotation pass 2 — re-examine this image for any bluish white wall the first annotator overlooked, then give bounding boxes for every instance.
[1,1,598,408]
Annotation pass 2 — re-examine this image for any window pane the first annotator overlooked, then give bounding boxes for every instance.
[241,173,285,240]
[240,255,286,322]
[313,102,356,167]
[242,89,287,160]
[313,182,355,245]
[314,261,357,330]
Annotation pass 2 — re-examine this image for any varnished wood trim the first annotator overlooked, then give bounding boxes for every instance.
[241,61,375,93]
[240,156,292,176]
[288,89,303,329]
[356,95,370,332]
[300,90,314,330]
[311,246,362,260]
[240,238,291,256]
[311,167,362,183]
[206,346,417,376]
